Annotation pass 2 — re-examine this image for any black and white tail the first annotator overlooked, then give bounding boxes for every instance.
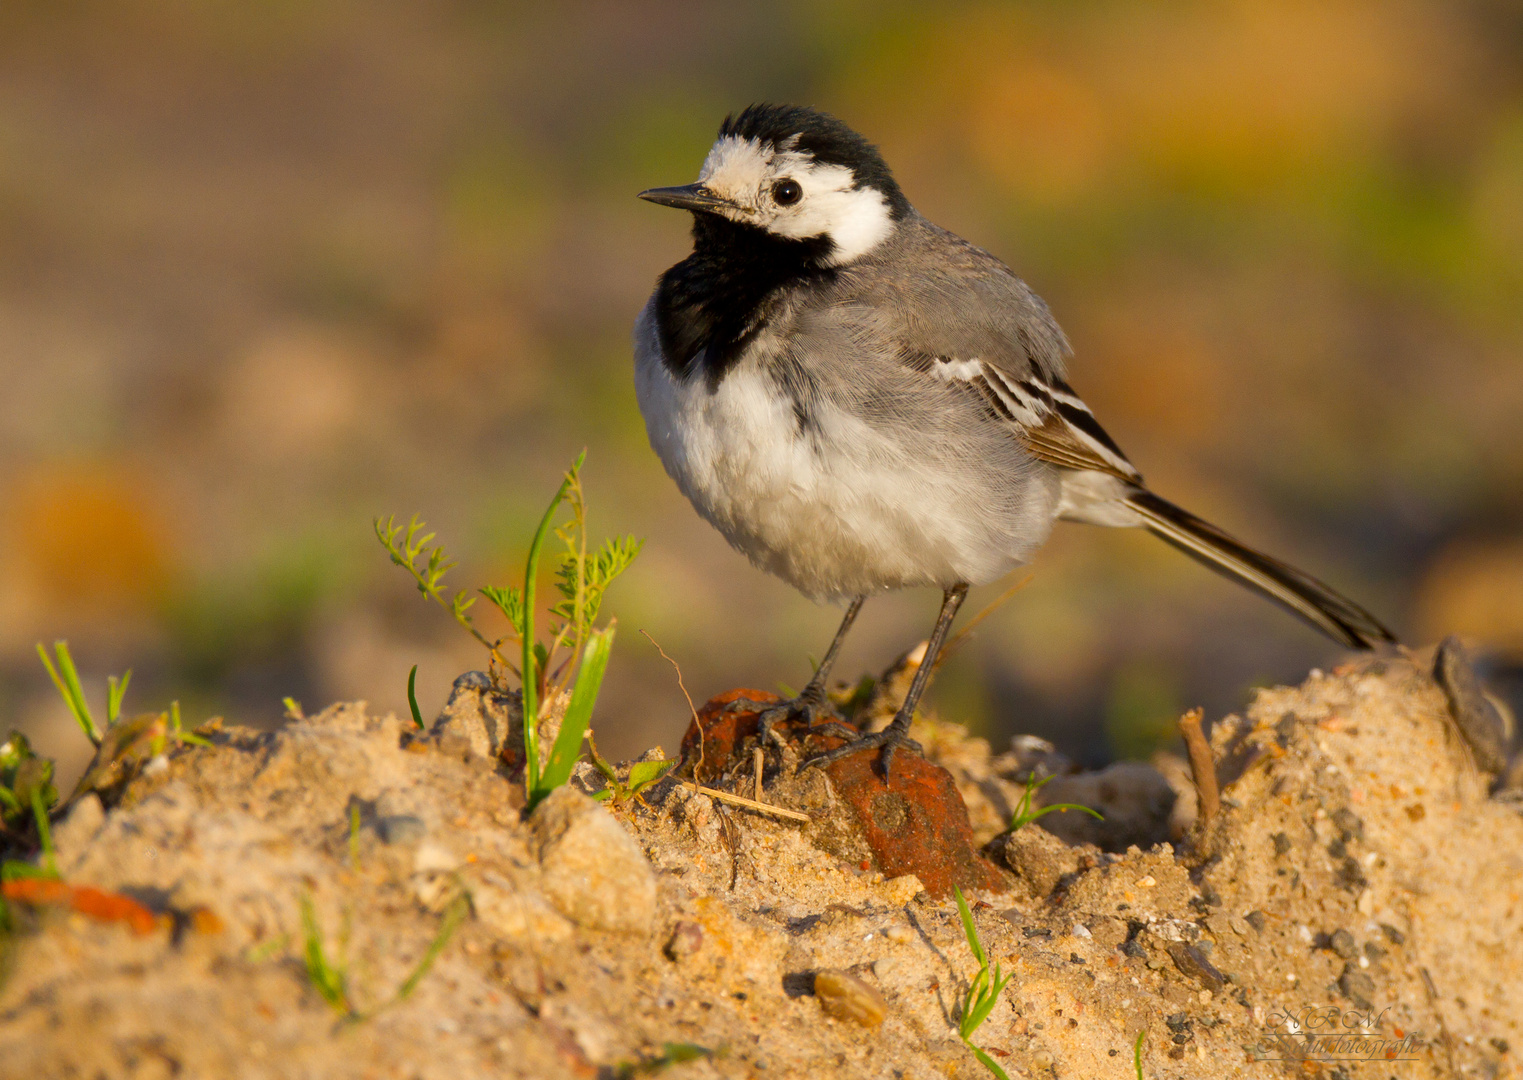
[1125,490,1396,650]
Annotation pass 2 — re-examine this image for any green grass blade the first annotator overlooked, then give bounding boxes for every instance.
[1025,802,1105,824]
[36,642,100,745]
[391,892,469,1004]
[1134,1030,1146,1080]
[521,467,577,792]
[406,665,424,730]
[533,623,614,806]
[967,1043,1013,1080]
[299,894,348,1013]
[953,886,986,967]
[106,670,131,726]
[31,786,57,878]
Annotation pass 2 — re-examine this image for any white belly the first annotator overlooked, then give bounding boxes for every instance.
[634,305,1059,601]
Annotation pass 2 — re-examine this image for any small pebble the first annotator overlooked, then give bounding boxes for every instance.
[1339,965,1376,1010]
[379,815,426,845]
[1245,911,1268,933]
[1167,943,1226,992]
[664,921,702,960]
[1328,929,1358,960]
[1380,923,1406,945]
[813,970,888,1028]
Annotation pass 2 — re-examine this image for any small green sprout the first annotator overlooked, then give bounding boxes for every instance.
[379,453,640,810]
[244,934,291,964]
[586,733,676,805]
[406,665,424,730]
[612,1042,720,1077]
[0,733,56,831]
[36,642,102,745]
[1009,773,1104,831]
[954,886,1015,1080]
[389,892,469,1006]
[1134,1029,1147,1078]
[300,893,351,1015]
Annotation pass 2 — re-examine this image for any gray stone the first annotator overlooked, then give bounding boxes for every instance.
[379,815,426,845]
[1167,943,1225,991]
[994,823,1081,896]
[1036,762,1176,851]
[530,785,656,934]
[1434,636,1509,774]
[431,671,521,762]
[1339,964,1376,1010]
[1328,929,1358,960]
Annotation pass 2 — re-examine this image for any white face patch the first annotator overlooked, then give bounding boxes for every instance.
[695,135,896,265]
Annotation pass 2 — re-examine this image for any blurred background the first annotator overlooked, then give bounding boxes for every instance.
[3,0,1522,789]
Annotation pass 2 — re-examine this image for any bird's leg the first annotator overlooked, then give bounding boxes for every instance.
[725,597,864,749]
[804,583,969,777]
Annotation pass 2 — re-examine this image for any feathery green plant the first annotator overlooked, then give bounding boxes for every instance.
[377,452,640,809]
[954,886,1015,1080]
[1008,772,1104,831]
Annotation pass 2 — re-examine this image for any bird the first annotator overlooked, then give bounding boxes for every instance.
[632,103,1396,773]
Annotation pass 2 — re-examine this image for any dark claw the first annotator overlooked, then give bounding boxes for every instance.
[724,690,839,751]
[801,720,859,741]
[802,725,922,778]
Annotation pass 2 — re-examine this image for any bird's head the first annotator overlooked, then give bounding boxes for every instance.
[639,104,910,266]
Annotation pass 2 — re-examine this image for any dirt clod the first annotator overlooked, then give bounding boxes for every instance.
[812,969,888,1028]
[530,785,657,934]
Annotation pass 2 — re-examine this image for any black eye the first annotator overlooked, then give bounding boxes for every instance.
[771,179,803,206]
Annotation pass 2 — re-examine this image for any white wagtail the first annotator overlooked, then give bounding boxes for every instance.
[634,104,1395,771]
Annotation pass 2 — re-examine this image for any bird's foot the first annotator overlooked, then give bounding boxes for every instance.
[802,724,922,778]
[722,687,840,752]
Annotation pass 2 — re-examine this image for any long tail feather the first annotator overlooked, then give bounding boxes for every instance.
[1125,490,1397,650]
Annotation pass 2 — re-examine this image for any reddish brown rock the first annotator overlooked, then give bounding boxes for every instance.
[681,691,1007,898]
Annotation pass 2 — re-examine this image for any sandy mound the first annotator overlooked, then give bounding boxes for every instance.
[2,650,1519,1078]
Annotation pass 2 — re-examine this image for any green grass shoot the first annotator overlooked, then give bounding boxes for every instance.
[379,452,640,810]
[299,890,468,1021]
[953,886,1015,1080]
[612,1042,719,1077]
[300,893,351,1015]
[36,642,101,745]
[389,892,469,1006]
[1009,773,1104,831]
[406,665,424,729]
[1134,1029,1146,1079]
[30,788,56,879]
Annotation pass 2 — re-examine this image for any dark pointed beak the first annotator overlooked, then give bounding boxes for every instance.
[637,184,739,214]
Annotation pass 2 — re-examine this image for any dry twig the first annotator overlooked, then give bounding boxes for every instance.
[1178,708,1220,823]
